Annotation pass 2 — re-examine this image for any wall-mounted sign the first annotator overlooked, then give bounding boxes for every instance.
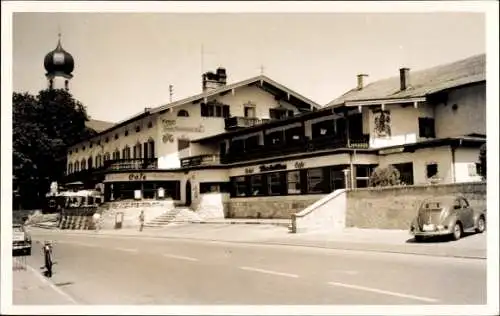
[244,167,254,174]
[259,163,287,172]
[379,147,404,155]
[162,119,204,133]
[129,173,147,181]
[294,161,305,169]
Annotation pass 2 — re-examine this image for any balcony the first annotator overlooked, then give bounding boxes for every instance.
[103,158,158,171]
[180,154,220,168]
[221,135,370,163]
[224,116,271,130]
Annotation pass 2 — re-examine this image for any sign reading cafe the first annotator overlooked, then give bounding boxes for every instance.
[129,173,147,181]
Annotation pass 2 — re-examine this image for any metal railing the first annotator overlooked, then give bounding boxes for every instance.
[224,116,271,130]
[180,154,220,168]
[103,158,158,171]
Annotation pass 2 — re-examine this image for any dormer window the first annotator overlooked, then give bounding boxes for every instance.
[147,121,153,128]
[136,126,141,133]
[105,137,109,143]
[201,101,230,118]
[125,130,129,136]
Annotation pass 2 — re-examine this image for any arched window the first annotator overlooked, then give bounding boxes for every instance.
[177,109,189,117]
[81,159,86,170]
[133,142,142,159]
[74,161,79,172]
[68,163,73,174]
[148,139,155,158]
[112,149,120,160]
[104,152,111,162]
[122,146,131,159]
[87,157,93,169]
[95,154,102,168]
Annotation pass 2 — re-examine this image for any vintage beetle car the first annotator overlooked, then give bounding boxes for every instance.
[13,224,32,255]
[410,195,486,242]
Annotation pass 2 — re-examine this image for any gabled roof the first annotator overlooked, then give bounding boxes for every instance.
[151,74,321,114]
[85,119,115,133]
[327,54,486,107]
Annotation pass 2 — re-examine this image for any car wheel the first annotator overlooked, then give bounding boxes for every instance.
[475,216,486,234]
[452,222,462,241]
[414,235,424,242]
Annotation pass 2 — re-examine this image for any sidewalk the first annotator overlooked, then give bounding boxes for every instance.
[28,224,487,259]
[12,257,77,305]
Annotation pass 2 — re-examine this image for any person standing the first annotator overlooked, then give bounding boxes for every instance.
[139,210,145,232]
[92,212,101,232]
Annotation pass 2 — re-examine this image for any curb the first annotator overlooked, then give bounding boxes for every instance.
[29,227,486,260]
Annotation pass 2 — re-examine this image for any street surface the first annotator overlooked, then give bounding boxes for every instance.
[13,230,486,305]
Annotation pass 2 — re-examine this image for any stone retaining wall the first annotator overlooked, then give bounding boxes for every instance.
[227,195,324,219]
[346,182,487,229]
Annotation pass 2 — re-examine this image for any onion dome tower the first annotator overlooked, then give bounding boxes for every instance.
[44,33,74,90]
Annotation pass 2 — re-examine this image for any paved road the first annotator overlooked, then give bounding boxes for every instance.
[13,231,486,305]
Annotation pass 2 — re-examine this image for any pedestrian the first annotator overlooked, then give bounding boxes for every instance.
[139,210,145,232]
[92,212,101,232]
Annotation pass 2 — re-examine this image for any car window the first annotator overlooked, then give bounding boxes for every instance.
[13,226,23,232]
[453,199,461,209]
[460,198,470,208]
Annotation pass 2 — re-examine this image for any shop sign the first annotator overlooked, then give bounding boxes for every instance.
[244,167,254,174]
[294,161,305,169]
[129,173,147,181]
[162,119,204,133]
[259,163,287,172]
[379,147,404,155]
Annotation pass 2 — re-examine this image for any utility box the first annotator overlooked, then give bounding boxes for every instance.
[115,212,124,229]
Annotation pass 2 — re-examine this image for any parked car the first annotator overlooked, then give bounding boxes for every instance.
[13,224,32,256]
[409,196,486,242]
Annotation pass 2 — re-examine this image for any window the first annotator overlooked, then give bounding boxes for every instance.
[285,126,304,144]
[136,126,141,133]
[112,150,120,160]
[468,163,478,177]
[68,163,73,174]
[307,168,324,193]
[312,120,334,138]
[244,135,260,151]
[419,118,436,138]
[122,146,131,159]
[125,130,129,136]
[148,139,155,158]
[178,139,190,151]
[201,101,230,118]
[178,110,189,117]
[105,137,109,143]
[265,130,284,146]
[147,121,153,128]
[331,169,345,191]
[200,182,230,194]
[426,163,438,179]
[104,152,111,162]
[87,157,93,169]
[287,171,301,194]
[74,162,79,172]
[267,172,282,195]
[393,162,414,185]
[230,139,244,154]
[95,154,102,168]
[114,134,119,140]
[244,106,256,118]
[133,143,142,159]
[250,175,264,196]
[80,159,86,170]
[234,176,247,197]
[269,108,291,120]
[356,165,373,188]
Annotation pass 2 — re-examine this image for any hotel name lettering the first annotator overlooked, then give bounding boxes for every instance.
[259,163,287,172]
[162,119,204,133]
[129,173,147,181]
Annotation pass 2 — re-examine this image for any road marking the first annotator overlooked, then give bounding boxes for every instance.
[162,254,199,262]
[239,266,299,278]
[327,281,439,303]
[114,247,138,253]
[25,264,78,304]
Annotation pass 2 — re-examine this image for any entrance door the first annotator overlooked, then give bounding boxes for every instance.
[185,180,192,206]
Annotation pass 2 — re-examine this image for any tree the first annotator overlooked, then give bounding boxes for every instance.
[369,165,401,187]
[13,89,96,209]
[478,143,486,179]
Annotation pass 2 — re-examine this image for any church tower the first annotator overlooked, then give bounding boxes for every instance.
[43,33,75,91]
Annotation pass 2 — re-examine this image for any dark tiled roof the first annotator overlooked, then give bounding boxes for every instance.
[327,54,486,107]
[85,119,115,132]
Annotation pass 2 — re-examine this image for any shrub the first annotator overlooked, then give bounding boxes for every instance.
[369,165,401,187]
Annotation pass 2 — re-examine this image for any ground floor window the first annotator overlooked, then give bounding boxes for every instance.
[199,182,230,194]
[250,174,264,196]
[267,172,284,195]
[307,168,324,193]
[392,162,414,185]
[104,181,180,201]
[287,171,301,194]
[233,176,247,197]
[331,168,345,191]
[355,165,377,188]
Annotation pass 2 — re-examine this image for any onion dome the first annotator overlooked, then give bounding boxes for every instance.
[44,34,74,78]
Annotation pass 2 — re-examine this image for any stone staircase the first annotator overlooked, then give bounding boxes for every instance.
[144,207,204,228]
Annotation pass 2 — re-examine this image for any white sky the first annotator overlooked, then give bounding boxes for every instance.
[11,6,488,123]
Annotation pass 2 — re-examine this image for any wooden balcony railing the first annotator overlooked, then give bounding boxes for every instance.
[224,116,271,130]
[180,155,220,168]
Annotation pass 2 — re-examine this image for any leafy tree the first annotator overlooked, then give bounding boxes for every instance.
[369,165,401,187]
[478,143,486,179]
[13,89,96,209]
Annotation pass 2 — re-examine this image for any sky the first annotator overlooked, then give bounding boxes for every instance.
[11,6,488,123]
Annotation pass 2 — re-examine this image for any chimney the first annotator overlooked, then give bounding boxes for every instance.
[202,67,227,92]
[357,74,368,90]
[399,68,410,90]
